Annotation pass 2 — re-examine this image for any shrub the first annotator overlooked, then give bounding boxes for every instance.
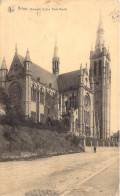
[49,119,69,133]
[66,134,81,146]
[72,135,80,145]
[3,128,14,141]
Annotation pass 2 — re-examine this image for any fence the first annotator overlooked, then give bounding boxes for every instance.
[86,137,119,147]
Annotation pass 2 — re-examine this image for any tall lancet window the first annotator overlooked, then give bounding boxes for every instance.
[56,60,58,69]
[94,62,97,76]
[99,60,101,76]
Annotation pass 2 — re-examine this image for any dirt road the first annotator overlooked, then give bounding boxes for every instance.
[0,147,119,196]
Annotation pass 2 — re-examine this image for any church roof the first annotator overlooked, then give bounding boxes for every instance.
[9,52,90,92]
[57,70,80,92]
[31,63,58,90]
[17,54,25,66]
[16,53,58,90]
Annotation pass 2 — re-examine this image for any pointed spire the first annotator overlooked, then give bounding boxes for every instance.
[24,48,31,62]
[95,12,105,51]
[85,63,88,75]
[80,63,83,74]
[15,43,18,54]
[53,35,58,58]
[97,11,104,33]
[1,57,7,69]
[80,63,82,69]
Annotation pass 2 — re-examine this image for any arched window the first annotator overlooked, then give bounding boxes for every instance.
[99,60,101,76]
[94,62,97,75]
[34,89,36,101]
[70,97,72,108]
[31,87,33,100]
[72,93,74,107]
[40,88,44,104]
[65,101,68,111]
[74,96,77,108]
[75,119,78,131]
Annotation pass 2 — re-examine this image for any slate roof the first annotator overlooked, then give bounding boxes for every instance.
[17,54,24,66]
[17,54,58,90]
[31,63,58,90]
[57,70,80,92]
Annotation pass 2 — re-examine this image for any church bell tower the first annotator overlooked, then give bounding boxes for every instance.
[89,13,111,140]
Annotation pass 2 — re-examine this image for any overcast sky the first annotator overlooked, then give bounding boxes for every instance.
[0,0,119,133]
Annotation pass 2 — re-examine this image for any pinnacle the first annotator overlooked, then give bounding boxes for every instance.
[80,64,83,74]
[1,57,7,69]
[24,49,31,62]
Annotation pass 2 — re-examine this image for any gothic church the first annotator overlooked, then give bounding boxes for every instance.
[0,15,111,140]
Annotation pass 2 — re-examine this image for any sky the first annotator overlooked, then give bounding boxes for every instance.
[0,0,119,133]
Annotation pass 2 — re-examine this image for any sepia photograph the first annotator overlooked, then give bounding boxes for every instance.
[0,0,119,195]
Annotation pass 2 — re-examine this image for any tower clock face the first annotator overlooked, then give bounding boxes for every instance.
[9,83,22,106]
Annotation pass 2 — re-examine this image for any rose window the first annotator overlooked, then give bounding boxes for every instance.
[9,83,22,106]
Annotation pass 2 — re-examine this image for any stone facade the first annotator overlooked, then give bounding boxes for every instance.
[0,15,111,140]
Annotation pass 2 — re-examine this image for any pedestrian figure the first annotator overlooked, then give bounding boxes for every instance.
[94,146,96,153]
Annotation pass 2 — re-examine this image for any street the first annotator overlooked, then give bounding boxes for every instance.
[0,147,119,196]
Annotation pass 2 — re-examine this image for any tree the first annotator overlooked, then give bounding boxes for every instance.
[0,87,25,125]
[0,87,8,105]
